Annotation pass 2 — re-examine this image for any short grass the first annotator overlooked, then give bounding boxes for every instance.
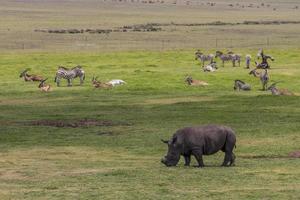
[0,49,300,199]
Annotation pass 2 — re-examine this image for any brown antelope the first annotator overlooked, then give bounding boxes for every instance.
[20,68,43,82]
[38,78,51,92]
[92,76,112,89]
[267,82,294,96]
[185,76,209,86]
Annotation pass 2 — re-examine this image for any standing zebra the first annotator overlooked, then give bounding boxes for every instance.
[256,49,274,69]
[215,51,233,67]
[54,65,85,87]
[230,53,241,67]
[260,69,269,91]
[245,54,251,69]
[195,50,214,67]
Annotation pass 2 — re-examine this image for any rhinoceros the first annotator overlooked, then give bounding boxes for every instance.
[161,125,236,167]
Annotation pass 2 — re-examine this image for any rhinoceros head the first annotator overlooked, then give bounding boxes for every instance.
[161,136,181,167]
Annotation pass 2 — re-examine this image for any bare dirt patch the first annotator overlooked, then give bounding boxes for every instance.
[139,96,214,105]
[288,151,300,158]
[27,119,132,128]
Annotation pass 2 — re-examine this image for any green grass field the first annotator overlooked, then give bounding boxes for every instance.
[1,49,300,199]
[1,0,300,199]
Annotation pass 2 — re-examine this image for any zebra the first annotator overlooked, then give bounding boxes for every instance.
[230,53,241,67]
[215,51,235,67]
[245,54,251,69]
[195,50,214,67]
[256,49,274,69]
[54,65,85,87]
[233,80,251,91]
[260,69,269,91]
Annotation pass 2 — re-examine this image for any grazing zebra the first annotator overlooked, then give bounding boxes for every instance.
[54,65,85,87]
[260,69,269,91]
[233,80,251,91]
[215,51,238,67]
[245,55,251,69]
[195,50,214,67]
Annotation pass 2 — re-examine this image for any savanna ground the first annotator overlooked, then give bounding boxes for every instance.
[0,0,300,199]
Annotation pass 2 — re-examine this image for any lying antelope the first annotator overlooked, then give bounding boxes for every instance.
[267,82,294,96]
[92,76,112,89]
[185,76,209,86]
[20,68,43,82]
[38,78,51,92]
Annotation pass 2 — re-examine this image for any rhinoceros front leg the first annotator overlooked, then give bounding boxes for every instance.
[184,154,191,166]
[192,150,204,167]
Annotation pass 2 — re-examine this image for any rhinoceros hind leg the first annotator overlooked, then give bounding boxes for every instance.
[222,152,234,167]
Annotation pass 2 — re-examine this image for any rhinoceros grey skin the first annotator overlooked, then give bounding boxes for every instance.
[161,125,236,167]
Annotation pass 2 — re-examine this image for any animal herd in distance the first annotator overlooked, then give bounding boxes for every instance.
[20,49,292,95]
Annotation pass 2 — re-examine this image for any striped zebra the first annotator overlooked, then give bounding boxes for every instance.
[215,51,233,67]
[216,51,241,67]
[195,50,214,67]
[256,49,274,69]
[230,53,241,67]
[260,69,269,91]
[245,54,252,68]
[54,65,85,87]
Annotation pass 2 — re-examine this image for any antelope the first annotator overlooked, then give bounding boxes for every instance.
[267,82,294,96]
[249,68,261,77]
[19,68,43,82]
[185,76,209,86]
[249,69,269,90]
[92,76,112,89]
[38,78,51,92]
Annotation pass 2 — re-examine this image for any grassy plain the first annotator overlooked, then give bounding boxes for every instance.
[1,49,300,199]
[1,0,300,51]
[1,0,300,199]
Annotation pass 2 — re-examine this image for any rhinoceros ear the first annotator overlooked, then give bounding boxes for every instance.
[161,139,169,144]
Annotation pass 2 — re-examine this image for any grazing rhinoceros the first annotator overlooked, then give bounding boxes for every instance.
[161,125,236,167]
